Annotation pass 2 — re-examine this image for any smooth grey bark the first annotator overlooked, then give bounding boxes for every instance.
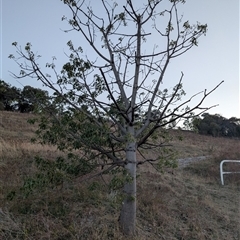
[119,137,137,235]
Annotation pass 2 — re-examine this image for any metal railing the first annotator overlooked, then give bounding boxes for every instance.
[220,160,240,185]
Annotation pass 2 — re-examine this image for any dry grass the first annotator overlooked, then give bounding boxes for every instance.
[0,111,240,239]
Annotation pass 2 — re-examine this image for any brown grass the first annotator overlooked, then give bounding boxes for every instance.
[0,111,240,239]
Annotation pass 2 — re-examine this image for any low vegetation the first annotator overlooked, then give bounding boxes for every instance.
[0,111,239,239]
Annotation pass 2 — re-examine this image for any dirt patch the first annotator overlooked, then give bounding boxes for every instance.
[178,156,210,168]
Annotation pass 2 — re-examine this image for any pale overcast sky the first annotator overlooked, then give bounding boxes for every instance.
[0,0,239,118]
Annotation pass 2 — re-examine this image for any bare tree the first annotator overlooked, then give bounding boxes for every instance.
[10,0,223,235]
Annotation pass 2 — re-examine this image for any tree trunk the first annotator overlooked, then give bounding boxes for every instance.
[119,140,137,235]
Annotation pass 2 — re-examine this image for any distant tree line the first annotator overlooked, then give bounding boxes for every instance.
[0,80,50,113]
[191,113,240,137]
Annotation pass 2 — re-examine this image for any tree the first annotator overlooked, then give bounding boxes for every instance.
[19,85,50,113]
[192,113,240,137]
[0,80,50,113]
[0,80,21,111]
[10,0,223,235]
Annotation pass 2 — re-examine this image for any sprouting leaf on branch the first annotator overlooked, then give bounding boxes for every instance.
[183,21,190,29]
[25,42,32,51]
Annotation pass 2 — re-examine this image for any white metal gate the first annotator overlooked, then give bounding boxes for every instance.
[220,160,240,185]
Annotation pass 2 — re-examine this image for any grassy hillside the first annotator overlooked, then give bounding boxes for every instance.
[0,111,240,239]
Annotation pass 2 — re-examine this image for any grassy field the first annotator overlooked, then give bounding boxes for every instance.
[0,111,240,239]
